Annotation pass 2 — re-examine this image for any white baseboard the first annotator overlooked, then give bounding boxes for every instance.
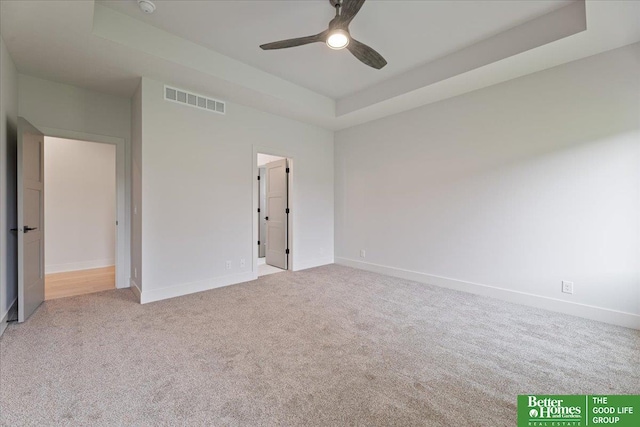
[293,256,334,272]
[336,257,640,330]
[140,271,255,304]
[0,299,18,337]
[45,258,115,274]
[129,278,141,303]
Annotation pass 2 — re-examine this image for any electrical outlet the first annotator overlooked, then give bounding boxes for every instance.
[225,261,232,270]
[240,258,246,268]
[360,249,366,258]
[562,281,574,294]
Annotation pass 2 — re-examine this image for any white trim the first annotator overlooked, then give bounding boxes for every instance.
[38,126,130,290]
[293,256,334,272]
[129,278,141,303]
[335,257,640,330]
[140,271,254,304]
[252,146,294,276]
[45,259,115,274]
[0,298,18,337]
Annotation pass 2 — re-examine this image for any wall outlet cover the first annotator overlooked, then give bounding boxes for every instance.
[562,280,574,294]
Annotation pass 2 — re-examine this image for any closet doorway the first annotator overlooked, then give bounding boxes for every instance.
[257,153,290,277]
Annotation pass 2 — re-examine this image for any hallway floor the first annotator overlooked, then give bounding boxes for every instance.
[257,257,285,276]
[45,266,115,300]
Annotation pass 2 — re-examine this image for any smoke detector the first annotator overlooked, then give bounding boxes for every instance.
[137,0,156,14]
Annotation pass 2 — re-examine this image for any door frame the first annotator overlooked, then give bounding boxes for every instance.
[252,146,294,278]
[39,126,129,289]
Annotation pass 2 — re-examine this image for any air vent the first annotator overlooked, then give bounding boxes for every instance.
[164,85,226,115]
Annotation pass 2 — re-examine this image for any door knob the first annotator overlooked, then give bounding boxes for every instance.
[24,226,38,233]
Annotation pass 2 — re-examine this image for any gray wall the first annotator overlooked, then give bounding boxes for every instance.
[44,137,116,273]
[18,75,132,143]
[138,77,334,301]
[0,36,19,333]
[335,43,640,327]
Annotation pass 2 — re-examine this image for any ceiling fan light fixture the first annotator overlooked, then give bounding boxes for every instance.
[260,0,387,69]
[326,29,350,50]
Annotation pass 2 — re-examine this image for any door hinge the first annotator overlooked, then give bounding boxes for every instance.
[257,175,260,180]
[286,249,290,255]
[116,220,119,226]
[286,167,290,174]
[285,208,289,214]
[257,240,260,245]
[257,208,260,213]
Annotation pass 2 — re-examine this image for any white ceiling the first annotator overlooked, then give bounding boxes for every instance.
[98,0,573,99]
[1,1,640,130]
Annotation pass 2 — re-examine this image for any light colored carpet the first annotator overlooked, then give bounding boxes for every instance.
[1,264,638,426]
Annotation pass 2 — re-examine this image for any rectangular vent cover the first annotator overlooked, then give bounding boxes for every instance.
[164,85,225,115]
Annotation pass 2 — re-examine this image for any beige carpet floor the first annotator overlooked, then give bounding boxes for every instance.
[1,264,638,426]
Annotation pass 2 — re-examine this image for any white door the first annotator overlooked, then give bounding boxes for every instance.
[265,159,288,269]
[258,167,267,258]
[17,117,45,322]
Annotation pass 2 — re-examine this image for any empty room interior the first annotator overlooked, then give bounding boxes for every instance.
[44,136,117,300]
[0,1,638,425]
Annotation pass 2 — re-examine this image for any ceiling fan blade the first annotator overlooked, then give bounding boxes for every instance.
[339,0,366,25]
[260,32,326,50]
[347,38,387,69]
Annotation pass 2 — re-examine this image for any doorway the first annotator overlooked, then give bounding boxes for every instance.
[43,136,116,299]
[256,153,290,277]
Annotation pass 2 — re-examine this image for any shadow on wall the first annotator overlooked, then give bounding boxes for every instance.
[5,118,17,310]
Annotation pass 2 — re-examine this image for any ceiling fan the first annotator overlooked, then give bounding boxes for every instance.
[260,0,387,70]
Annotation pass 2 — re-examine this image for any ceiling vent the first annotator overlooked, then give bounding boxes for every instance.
[164,85,225,115]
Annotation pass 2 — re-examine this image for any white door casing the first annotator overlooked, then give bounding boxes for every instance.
[17,117,45,322]
[37,127,128,289]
